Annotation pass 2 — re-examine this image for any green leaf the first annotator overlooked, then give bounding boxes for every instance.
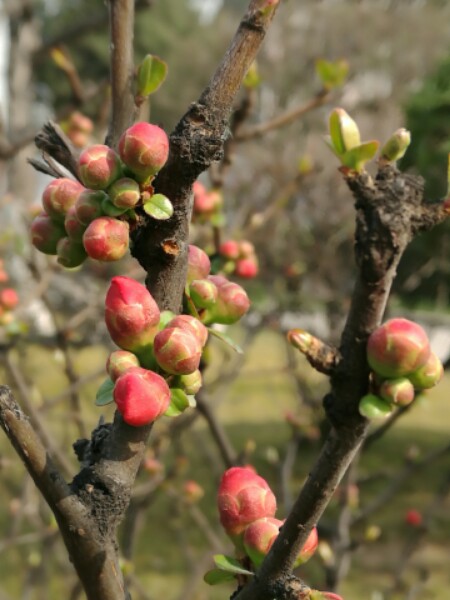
[95,377,115,406]
[342,140,379,172]
[164,388,191,417]
[209,212,226,228]
[316,58,349,90]
[143,194,173,220]
[136,54,168,99]
[213,554,254,576]
[203,569,236,586]
[208,328,243,354]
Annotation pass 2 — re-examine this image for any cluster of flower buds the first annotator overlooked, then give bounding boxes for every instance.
[0,260,19,326]
[30,122,171,268]
[192,181,223,223]
[218,239,259,279]
[186,245,250,325]
[60,111,94,148]
[102,276,211,426]
[217,466,318,566]
[359,318,443,419]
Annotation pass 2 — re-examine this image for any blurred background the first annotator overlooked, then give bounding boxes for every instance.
[0,0,450,598]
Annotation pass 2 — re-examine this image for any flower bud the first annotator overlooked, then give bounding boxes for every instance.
[78,144,122,190]
[0,288,19,310]
[381,128,411,162]
[219,240,240,260]
[310,593,344,600]
[405,509,423,527]
[239,240,255,258]
[56,237,87,268]
[118,122,169,181]
[83,217,129,262]
[359,394,392,420]
[408,351,443,390]
[217,467,277,543]
[105,276,160,352]
[42,178,85,220]
[166,315,208,347]
[193,188,222,214]
[108,177,141,209]
[367,318,430,378]
[68,111,93,134]
[64,206,87,242]
[187,245,211,283]
[235,258,258,279]
[31,213,66,255]
[183,480,204,503]
[106,350,140,382]
[75,189,108,225]
[114,367,170,427]
[154,327,202,375]
[379,377,415,407]
[172,369,202,395]
[205,281,250,325]
[189,279,218,309]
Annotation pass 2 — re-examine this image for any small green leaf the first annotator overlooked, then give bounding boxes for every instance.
[203,569,235,586]
[213,554,254,576]
[143,194,173,220]
[243,62,261,89]
[209,212,226,228]
[316,58,349,90]
[101,197,128,217]
[208,328,243,354]
[136,54,168,99]
[342,140,379,172]
[95,377,115,406]
[164,388,191,417]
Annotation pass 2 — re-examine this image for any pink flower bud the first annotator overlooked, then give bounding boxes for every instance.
[106,350,140,382]
[166,315,208,347]
[105,276,160,352]
[187,245,211,283]
[219,240,240,259]
[108,177,141,209]
[239,240,255,258]
[193,188,222,214]
[42,178,85,220]
[235,258,258,279]
[408,351,443,390]
[31,213,66,255]
[75,189,108,225]
[183,480,204,503]
[367,318,430,378]
[64,206,87,242]
[113,367,170,427]
[379,377,415,407]
[293,526,319,567]
[189,279,218,309]
[217,467,277,542]
[173,369,202,395]
[69,111,93,134]
[310,593,344,600]
[83,217,129,262]
[0,288,19,310]
[206,281,250,325]
[56,237,87,269]
[154,327,202,375]
[78,144,122,190]
[118,122,169,181]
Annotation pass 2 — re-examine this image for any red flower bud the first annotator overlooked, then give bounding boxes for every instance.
[193,188,222,214]
[235,258,258,279]
[83,217,129,262]
[405,509,423,527]
[105,276,160,352]
[75,189,108,225]
[106,350,141,382]
[0,288,19,310]
[166,315,208,347]
[367,318,430,378]
[189,278,218,309]
[42,178,85,220]
[408,351,443,390]
[219,240,240,259]
[30,213,66,255]
[379,377,415,407]
[154,327,202,375]
[187,245,211,283]
[114,367,170,427]
[206,281,250,325]
[64,206,87,242]
[118,122,169,181]
[217,467,277,542]
[56,237,87,269]
[78,144,122,190]
[108,177,141,209]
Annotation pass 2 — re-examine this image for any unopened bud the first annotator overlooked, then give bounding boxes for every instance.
[205,281,250,325]
[154,327,202,375]
[235,258,258,279]
[381,128,411,162]
[75,189,108,225]
[173,369,202,395]
[108,177,141,209]
[219,240,240,260]
[106,350,140,382]
[379,377,415,407]
[0,288,19,310]
[42,178,85,220]
[118,122,169,182]
[78,144,122,190]
[187,245,211,283]
[408,351,443,390]
[189,279,218,309]
[83,217,129,261]
[359,394,392,420]
[329,108,361,155]
[56,237,87,268]
[166,315,208,347]
[64,206,87,242]
[31,213,66,255]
